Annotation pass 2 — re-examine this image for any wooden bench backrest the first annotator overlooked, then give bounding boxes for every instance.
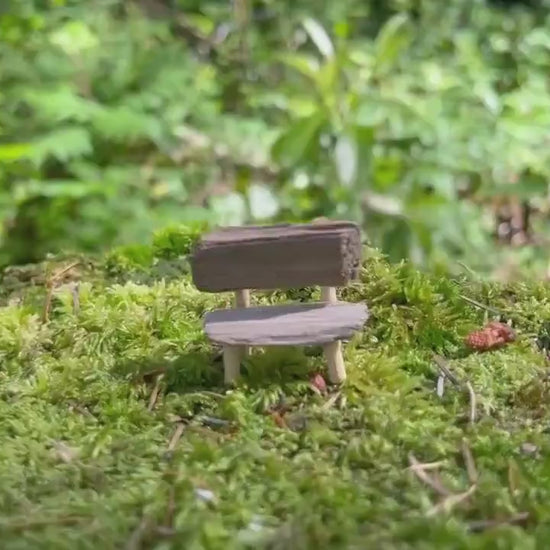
[191,221,361,292]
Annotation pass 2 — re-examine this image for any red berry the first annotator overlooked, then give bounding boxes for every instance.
[310,373,327,394]
[465,321,515,352]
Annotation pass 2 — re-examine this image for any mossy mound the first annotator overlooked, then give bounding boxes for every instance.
[1,228,550,549]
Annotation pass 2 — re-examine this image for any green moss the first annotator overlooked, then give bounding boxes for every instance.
[104,244,155,273]
[0,247,550,548]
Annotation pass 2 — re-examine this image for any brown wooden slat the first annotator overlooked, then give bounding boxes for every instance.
[191,221,361,292]
[204,302,369,346]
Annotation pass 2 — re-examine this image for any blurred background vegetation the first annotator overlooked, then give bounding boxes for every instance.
[2,0,550,279]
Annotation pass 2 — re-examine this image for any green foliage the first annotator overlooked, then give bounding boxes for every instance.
[1,245,550,547]
[1,0,550,276]
[152,223,210,260]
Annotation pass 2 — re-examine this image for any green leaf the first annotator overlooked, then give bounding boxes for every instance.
[182,14,216,36]
[374,13,411,74]
[382,219,411,262]
[30,126,92,165]
[302,18,334,59]
[14,179,106,202]
[210,192,247,226]
[363,192,403,217]
[49,20,98,55]
[24,86,100,123]
[315,58,339,98]
[482,175,548,199]
[353,125,375,186]
[334,134,357,186]
[271,112,326,168]
[92,107,162,143]
[248,184,279,220]
[0,143,31,163]
[277,54,320,82]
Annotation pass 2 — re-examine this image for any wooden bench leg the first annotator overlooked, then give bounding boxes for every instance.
[234,289,251,358]
[321,286,337,303]
[234,289,250,308]
[320,285,346,383]
[223,345,243,384]
[323,340,346,384]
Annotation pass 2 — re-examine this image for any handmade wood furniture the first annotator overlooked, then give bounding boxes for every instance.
[190,221,369,384]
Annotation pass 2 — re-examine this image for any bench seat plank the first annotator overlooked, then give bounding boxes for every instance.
[204,302,369,346]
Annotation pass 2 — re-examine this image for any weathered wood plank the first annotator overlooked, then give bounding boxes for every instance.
[204,302,369,346]
[191,221,361,292]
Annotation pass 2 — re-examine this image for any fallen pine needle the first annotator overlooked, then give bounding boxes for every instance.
[51,261,80,283]
[71,282,80,315]
[167,423,185,451]
[125,516,153,550]
[408,454,451,496]
[432,354,477,424]
[42,287,55,323]
[461,439,478,484]
[459,294,502,316]
[42,261,80,322]
[432,354,461,386]
[270,411,288,429]
[148,374,165,411]
[426,484,477,517]
[406,460,447,472]
[321,391,341,411]
[436,375,445,397]
[466,381,477,424]
[467,512,529,532]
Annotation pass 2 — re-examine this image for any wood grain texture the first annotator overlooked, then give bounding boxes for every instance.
[204,302,369,346]
[191,221,361,292]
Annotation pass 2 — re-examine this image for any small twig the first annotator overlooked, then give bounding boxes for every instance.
[42,284,54,323]
[408,454,452,496]
[321,391,341,411]
[465,381,477,424]
[71,282,80,315]
[67,400,95,418]
[42,261,80,322]
[148,374,165,411]
[432,354,461,386]
[125,516,153,550]
[461,440,478,484]
[406,460,447,472]
[52,261,79,282]
[436,375,445,397]
[167,423,185,451]
[270,411,288,429]
[459,294,503,316]
[456,262,482,280]
[199,416,231,429]
[426,484,477,517]
[467,512,529,532]
[433,354,477,424]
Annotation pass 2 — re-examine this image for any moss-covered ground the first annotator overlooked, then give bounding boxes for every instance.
[1,227,550,549]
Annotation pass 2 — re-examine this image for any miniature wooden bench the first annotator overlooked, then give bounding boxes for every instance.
[190,221,369,384]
